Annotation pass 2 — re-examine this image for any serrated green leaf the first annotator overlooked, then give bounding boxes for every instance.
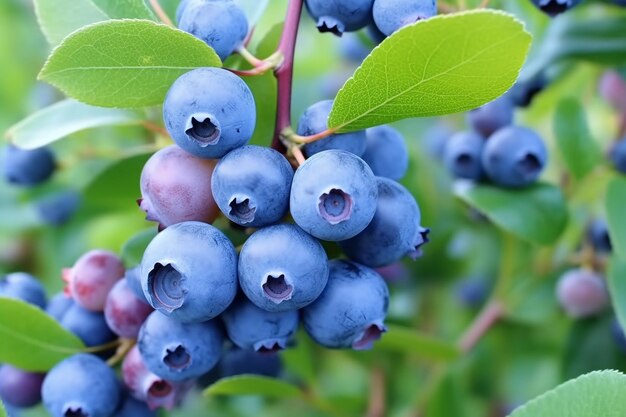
[5,99,144,149]
[508,370,626,417]
[91,0,156,20]
[34,0,107,46]
[608,257,626,333]
[203,375,303,398]
[606,178,626,260]
[554,98,601,181]
[328,10,531,132]
[0,298,85,372]
[121,227,157,267]
[455,182,568,245]
[39,20,222,108]
[374,325,460,361]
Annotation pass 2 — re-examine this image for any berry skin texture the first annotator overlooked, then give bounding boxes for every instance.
[0,365,45,408]
[373,0,437,36]
[362,125,409,181]
[36,190,81,226]
[218,348,282,379]
[140,221,238,323]
[138,145,219,228]
[290,150,378,241]
[304,0,375,36]
[222,296,299,352]
[340,177,429,268]
[124,267,148,304]
[42,353,120,417]
[138,311,224,382]
[163,67,256,159]
[466,95,514,138]
[211,145,294,228]
[0,272,46,308]
[178,0,248,61]
[443,130,485,181]
[60,303,117,347]
[105,279,153,339]
[482,126,548,188]
[609,137,626,174]
[530,0,582,16]
[1,144,55,187]
[46,292,74,321]
[238,224,329,312]
[298,100,366,157]
[303,260,389,350]
[556,269,609,318]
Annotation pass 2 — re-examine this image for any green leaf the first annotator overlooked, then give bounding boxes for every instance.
[39,20,222,108]
[608,257,626,332]
[5,99,144,149]
[203,375,303,398]
[0,399,6,417]
[34,0,107,46]
[553,98,601,181]
[121,227,157,267]
[328,10,531,132]
[0,298,85,372]
[455,182,568,246]
[508,370,626,417]
[606,178,626,260]
[91,0,156,19]
[374,325,461,362]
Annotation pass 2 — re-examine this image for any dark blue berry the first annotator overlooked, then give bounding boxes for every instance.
[2,144,55,187]
[443,131,485,181]
[362,125,409,181]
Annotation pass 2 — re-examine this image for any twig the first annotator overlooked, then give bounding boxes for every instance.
[458,301,504,353]
[106,339,136,367]
[290,145,306,166]
[149,0,174,26]
[365,367,386,417]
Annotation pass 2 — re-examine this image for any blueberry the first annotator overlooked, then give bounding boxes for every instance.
[372,0,436,36]
[0,365,45,408]
[211,145,294,227]
[443,131,485,181]
[422,123,454,160]
[122,345,192,410]
[138,145,220,228]
[586,219,612,254]
[340,177,429,268]
[104,279,153,339]
[375,262,409,283]
[178,0,248,61]
[455,277,490,308]
[163,68,255,159]
[138,311,223,381]
[609,137,626,174]
[60,303,117,347]
[339,32,372,63]
[298,100,367,157]
[361,125,409,181]
[367,23,387,44]
[599,70,626,112]
[42,353,120,417]
[140,221,238,322]
[218,348,282,379]
[36,190,81,226]
[482,126,547,188]
[0,272,46,309]
[238,224,329,311]
[612,319,626,353]
[304,0,375,36]
[176,0,202,24]
[555,268,609,318]
[466,95,514,138]
[114,394,157,417]
[290,150,378,241]
[1,144,55,187]
[45,292,74,321]
[124,267,148,304]
[510,74,547,108]
[303,260,389,350]
[64,249,125,312]
[222,295,299,352]
[530,0,582,16]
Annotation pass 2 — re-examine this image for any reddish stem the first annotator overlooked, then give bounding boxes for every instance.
[458,301,504,353]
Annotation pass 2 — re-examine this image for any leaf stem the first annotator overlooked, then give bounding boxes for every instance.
[149,0,174,27]
[365,366,386,417]
[82,339,121,353]
[288,127,338,144]
[106,338,136,367]
[457,300,504,353]
[237,45,265,67]
[477,0,491,8]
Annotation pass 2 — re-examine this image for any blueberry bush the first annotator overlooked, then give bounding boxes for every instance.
[1,0,626,416]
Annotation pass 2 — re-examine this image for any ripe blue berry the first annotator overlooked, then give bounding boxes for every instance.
[36,190,81,226]
[304,0,375,36]
[303,260,389,350]
[60,303,117,347]
[466,95,514,138]
[218,348,282,379]
[222,296,299,352]
[612,319,626,353]
[105,279,153,339]
[46,292,74,321]
[556,269,609,318]
[610,137,626,174]
[238,224,329,311]
[362,125,409,181]
[115,394,157,417]
[42,353,120,417]
[482,126,547,188]
[140,221,238,322]
[0,365,45,408]
[0,272,46,308]
[1,144,55,187]
[138,311,223,381]
[530,0,582,16]
[586,219,612,254]
[455,277,490,308]
[340,177,429,268]
[290,150,378,241]
[139,145,219,228]
[124,267,148,304]
[298,100,366,157]
[175,0,200,24]
[443,131,485,181]
[163,68,255,159]
[211,145,293,227]
[373,0,437,36]
[510,74,547,108]
[178,0,249,61]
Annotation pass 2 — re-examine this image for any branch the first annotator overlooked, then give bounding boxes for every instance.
[149,0,174,27]
[458,301,504,353]
[365,366,386,417]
